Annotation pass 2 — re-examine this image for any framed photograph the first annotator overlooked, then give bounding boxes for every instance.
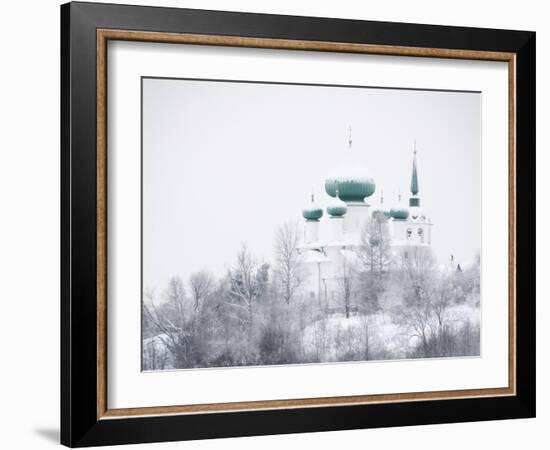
[61,1,535,447]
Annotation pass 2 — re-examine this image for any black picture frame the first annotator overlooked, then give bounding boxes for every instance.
[61,1,535,447]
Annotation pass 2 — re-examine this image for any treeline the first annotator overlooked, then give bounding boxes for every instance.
[142,218,480,370]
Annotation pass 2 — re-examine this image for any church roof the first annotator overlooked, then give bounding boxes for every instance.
[411,148,419,196]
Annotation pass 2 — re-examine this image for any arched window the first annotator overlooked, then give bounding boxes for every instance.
[418,228,424,243]
[406,228,412,240]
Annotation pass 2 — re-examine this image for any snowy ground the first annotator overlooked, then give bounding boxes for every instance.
[302,302,480,362]
[302,311,409,361]
[143,302,481,369]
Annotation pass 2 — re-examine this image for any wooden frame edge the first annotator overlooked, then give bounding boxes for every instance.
[96,28,517,421]
[97,28,516,61]
[508,55,517,396]
[100,387,515,419]
[97,29,108,419]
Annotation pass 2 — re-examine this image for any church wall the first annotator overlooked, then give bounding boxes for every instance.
[390,219,433,245]
[343,203,370,242]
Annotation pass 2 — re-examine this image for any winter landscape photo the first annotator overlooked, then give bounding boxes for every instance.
[141,77,481,371]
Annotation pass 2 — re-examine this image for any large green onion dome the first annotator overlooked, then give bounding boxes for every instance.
[325,166,376,202]
[325,127,376,202]
[302,194,323,221]
[390,196,409,220]
[327,193,348,217]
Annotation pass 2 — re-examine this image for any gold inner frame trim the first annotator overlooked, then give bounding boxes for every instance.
[96,28,517,420]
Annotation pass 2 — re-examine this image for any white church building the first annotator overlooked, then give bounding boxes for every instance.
[298,131,433,303]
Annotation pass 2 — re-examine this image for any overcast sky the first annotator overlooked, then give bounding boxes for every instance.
[142,78,481,291]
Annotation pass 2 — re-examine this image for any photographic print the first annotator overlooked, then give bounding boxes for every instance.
[141,78,481,371]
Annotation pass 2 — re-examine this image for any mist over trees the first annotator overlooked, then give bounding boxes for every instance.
[143,220,480,370]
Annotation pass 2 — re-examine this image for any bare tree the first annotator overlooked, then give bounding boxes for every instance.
[394,300,433,356]
[189,270,214,314]
[337,256,357,319]
[274,221,303,304]
[356,215,392,311]
[143,277,192,368]
[187,270,215,355]
[143,335,169,370]
[394,250,465,358]
[227,244,261,345]
[360,315,372,360]
[358,214,393,274]
[393,247,437,356]
[399,246,437,306]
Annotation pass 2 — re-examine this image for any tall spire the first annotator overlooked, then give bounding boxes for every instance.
[410,141,419,196]
[348,125,353,150]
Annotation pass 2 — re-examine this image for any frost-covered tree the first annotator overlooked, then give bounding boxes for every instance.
[399,246,437,306]
[255,261,271,300]
[358,214,393,274]
[189,270,214,314]
[394,247,439,356]
[143,276,193,368]
[187,270,217,362]
[393,247,480,358]
[227,244,263,345]
[274,221,303,304]
[450,252,481,305]
[356,214,392,311]
[337,256,357,318]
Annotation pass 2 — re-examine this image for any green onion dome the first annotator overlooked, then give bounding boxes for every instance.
[327,193,348,217]
[390,196,409,220]
[302,194,323,221]
[325,165,376,203]
[372,193,391,219]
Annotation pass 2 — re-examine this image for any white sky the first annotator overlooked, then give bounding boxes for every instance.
[143,78,481,291]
